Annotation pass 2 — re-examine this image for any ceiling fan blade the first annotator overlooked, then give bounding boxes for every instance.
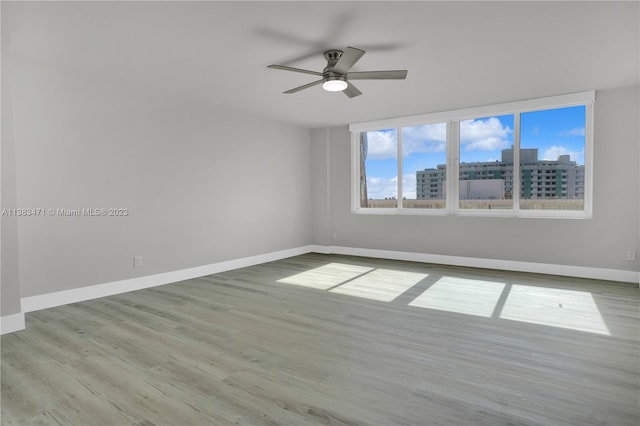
[284,79,323,94]
[343,82,362,98]
[333,46,365,74]
[347,70,408,80]
[268,64,323,76]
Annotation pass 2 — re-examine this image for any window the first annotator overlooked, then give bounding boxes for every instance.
[351,91,594,218]
[520,105,586,211]
[359,129,398,208]
[459,114,514,210]
[402,123,447,209]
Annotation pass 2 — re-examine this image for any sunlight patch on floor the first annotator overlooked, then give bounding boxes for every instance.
[500,285,610,335]
[329,269,428,302]
[277,263,373,290]
[408,276,506,317]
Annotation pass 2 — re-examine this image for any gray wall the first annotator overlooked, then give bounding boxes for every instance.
[310,129,332,247]
[1,32,21,315]
[311,85,640,273]
[6,51,311,299]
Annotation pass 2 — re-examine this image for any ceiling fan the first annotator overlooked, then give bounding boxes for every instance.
[267,46,407,98]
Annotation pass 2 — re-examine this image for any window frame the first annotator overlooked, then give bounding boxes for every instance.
[350,91,594,219]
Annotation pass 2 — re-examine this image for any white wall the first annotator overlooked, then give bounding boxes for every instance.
[5,51,311,299]
[311,86,640,276]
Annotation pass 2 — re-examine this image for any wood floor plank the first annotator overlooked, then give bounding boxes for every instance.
[2,253,638,425]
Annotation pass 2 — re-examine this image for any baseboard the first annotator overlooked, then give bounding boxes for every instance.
[18,243,639,317]
[1,312,25,335]
[318,246,639,284]
[308,244,332,254]
[21,245,315,313]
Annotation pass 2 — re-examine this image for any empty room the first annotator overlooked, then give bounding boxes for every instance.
[1,1,639,425]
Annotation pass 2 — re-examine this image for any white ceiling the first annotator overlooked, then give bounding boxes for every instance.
[3,1,639,128]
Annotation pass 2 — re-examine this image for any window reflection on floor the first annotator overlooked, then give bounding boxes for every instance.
[276,263,373,290]
[409,276,505,318]
[500,285,610,335]
[329,269,428,302]
[277,263,610,335]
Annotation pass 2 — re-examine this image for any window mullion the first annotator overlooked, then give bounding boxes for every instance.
[352,132,359,212]
[584,102,594,217]
[397,128,403,210]
[513,113,521,213]
[448,120,460,213]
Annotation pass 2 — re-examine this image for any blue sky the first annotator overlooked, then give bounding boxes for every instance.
[520,105,586,165]
[363,105,586,199]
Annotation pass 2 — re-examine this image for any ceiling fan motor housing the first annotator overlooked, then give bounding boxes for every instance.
[323,50,344,74]
[323,50,347,87]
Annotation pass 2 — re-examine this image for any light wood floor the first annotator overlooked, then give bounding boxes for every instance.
[2,253,639,425]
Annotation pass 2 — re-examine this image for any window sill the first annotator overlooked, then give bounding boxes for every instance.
[353,208,591,219]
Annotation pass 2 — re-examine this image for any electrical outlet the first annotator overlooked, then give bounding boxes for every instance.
[626,250,636,261]
[134,256,143,268]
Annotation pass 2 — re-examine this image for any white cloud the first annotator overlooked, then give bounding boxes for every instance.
[365,174,417,199]
[365,131,397,160]
[460,117,512,151]
[366,176,398,199]
[560,127,585,137]
[365,118,511,158]
[541,145,583,162]
[364,124,447,160]
[402,124,447,157]
[402,173,417,199]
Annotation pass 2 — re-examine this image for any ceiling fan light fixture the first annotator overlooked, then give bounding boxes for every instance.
[322,79,348,92]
